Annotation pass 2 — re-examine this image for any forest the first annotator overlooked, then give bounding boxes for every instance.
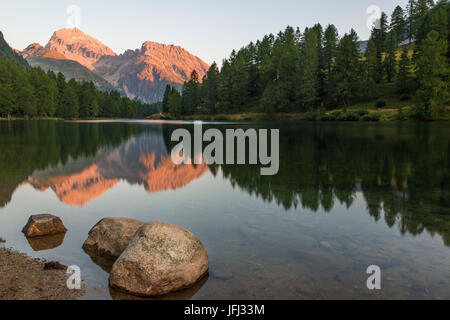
[163,0,449,121]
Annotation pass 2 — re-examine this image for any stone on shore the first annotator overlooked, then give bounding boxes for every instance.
[82,217,144,261]
[109,221,209,297]
[22,214,67,238]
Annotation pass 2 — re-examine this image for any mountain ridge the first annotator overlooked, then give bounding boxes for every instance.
[93,40,209,103]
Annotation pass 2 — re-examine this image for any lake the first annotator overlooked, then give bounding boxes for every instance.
[0,120,449,299]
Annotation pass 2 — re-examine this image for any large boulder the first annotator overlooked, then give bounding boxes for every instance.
[109,221,209,297]
[82,218,144,261]
[22,214,67,238]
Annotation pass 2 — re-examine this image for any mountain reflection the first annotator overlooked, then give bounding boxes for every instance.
[25,129,209,206]
[0,121,449,246]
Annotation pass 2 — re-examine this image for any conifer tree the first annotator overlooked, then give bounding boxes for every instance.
[397,48,413,94]
[391,6,407,43]
[162,84,171,114]
[415,30,449,119]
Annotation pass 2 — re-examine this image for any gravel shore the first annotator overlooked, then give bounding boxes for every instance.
[0,247,85,300]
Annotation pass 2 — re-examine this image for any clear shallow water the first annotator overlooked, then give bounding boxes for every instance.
[0,120,449,300]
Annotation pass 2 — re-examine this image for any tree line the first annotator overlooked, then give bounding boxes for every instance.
[0,57,159,119]
[163,0,449,120]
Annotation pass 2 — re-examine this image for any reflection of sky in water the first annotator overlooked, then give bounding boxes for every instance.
[0,122,449,299]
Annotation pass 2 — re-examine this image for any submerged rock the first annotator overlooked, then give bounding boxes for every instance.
[109,221,209,297]
[22,214,67,238]
[211,263,233,280]
[82,217,144,261]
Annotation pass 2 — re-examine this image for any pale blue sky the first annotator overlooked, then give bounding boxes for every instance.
[1,0,409,64]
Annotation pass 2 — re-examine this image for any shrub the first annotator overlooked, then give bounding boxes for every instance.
[355,110,369,117]
[361,113,381,122]
[375,100,387,109]
[303,111,318,121]
[336,111,360,121]
[319,113,337,121]
[214,114,231,121]
[396,107,407,121]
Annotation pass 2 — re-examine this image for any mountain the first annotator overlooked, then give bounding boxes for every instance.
[9,28,210,103]
[93,41,210,103]
[0,31,29,67]
[45,28,116,70]
[21,43,116,91]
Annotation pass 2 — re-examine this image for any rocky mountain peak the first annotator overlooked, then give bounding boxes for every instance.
[45,28,116,70]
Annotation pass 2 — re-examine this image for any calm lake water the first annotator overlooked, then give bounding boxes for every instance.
[0,120,449,300]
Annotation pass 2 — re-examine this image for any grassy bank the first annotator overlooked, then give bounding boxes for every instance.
[148,106,450,123]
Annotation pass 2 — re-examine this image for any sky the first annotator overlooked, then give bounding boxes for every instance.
[0,0,409,65]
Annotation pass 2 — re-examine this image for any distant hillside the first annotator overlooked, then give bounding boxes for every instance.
[0,31,29,67]
[26,56,117,92]
[21,43,67,60]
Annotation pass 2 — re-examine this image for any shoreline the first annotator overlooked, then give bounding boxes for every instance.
[2,106,449,123]
[0,247,85,300]
[146,107,450,122]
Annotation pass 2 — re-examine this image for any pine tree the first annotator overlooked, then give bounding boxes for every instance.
[182,70,200,115]
[56,72,66,117]
[162,84,171,114]
[168,89,182,116]
[406,0,418,43]
[0,83,14,118]
[323,25,339,108]
[365,38,379,85]
[391,6,407,43]
[217,60,233,113]
[231,53,249,112]
[384,31,399,83]
[371,12,389,83]
[415,30,449,119]
[299,28,320,111]
[397,48,412,94]
[203,62,219,114]
[274,26,299,112]
[62,83,79,119]
[332,30,361,109]
[323,25,338,76]
[255,35,274,96]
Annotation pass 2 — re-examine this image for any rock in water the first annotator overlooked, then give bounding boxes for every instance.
[109,221,209,297]
[22,214,67,238]
[82,217,144,261]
